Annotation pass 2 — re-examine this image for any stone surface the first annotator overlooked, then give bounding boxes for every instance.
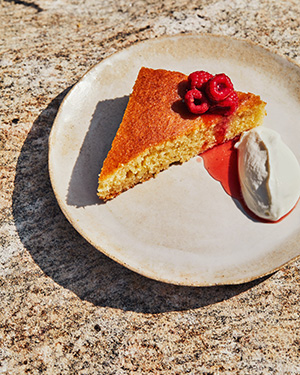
[1,0,300,373]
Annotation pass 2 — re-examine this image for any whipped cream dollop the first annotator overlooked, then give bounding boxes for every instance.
[235,127,300,221]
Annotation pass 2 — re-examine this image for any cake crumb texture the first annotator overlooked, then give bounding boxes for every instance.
[98,67,266,200]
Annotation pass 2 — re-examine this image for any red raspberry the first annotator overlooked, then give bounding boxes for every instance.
[185,89,210,115]
[210,91,239,116]
[205,73,234,102]
[188,71,213,90]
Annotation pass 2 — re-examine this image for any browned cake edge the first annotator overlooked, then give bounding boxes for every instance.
[97,68,266,200]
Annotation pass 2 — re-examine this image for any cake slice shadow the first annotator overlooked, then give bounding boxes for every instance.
[67,95,129,207]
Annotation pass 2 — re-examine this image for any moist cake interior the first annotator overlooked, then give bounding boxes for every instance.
[97,67,266,200]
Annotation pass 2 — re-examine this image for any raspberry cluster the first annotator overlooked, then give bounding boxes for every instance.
[184,71,238,116]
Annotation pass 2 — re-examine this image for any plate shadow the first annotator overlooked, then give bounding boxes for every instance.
[12,88,271,314]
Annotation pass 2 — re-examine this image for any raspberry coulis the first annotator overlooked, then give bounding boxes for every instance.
[199,139,293,223]
[200,138,241,200]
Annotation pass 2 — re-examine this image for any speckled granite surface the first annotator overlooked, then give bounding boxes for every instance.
[1,0,300,373]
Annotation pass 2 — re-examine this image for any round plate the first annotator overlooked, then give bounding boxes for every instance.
[49,34,300,286]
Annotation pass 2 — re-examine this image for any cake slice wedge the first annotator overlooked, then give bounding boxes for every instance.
[98,67,266,200]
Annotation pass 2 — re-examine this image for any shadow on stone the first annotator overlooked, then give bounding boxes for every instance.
[12,88,270,314]
[4,0,43,12]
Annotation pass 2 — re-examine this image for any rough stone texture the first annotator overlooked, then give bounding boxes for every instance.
[1,0,300,374]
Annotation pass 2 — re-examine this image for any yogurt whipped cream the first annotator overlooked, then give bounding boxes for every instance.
[235,127,300,221]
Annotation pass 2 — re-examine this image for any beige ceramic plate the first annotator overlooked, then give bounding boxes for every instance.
[49,34,300,286]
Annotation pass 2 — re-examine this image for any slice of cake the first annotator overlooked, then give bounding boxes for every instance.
[98,67,266,200]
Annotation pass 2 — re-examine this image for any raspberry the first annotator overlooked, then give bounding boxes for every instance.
[205,73,234,102]
[188,71,213,90]
[210,91,239,116]
[184,89,210,115]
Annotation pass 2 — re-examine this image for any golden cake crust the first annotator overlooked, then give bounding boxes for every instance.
[98,67,266,200]
[99,67,264,180]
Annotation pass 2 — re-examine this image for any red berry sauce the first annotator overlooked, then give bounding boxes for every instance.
[200,138,241,200]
